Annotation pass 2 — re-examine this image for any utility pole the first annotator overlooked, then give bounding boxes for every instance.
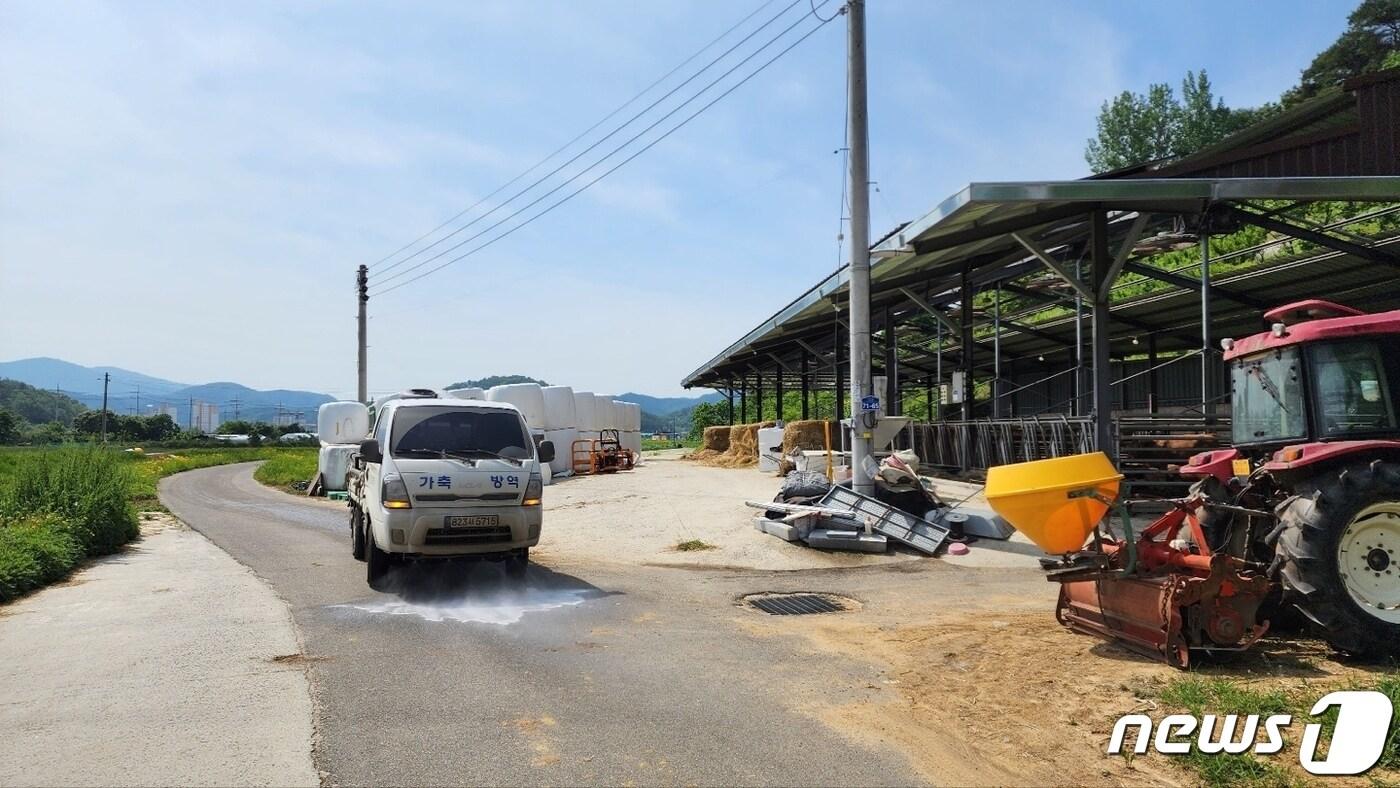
[134,384,141,415]
[230,397,241,420]
[100,373,110,444]
[189,397,195,431]
[357,265,369,404]
[846,0,874,496]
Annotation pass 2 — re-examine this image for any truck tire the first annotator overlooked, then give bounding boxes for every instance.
[350,506,366,561]
[505,548,529,579]
[1274,460,1400,657]
[366,526,392,590]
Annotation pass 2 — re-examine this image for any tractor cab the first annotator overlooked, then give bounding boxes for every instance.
[1224,300,1400,460]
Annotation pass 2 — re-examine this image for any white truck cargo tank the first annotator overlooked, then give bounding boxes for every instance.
[445,387,485,400]
[317,401,369,445]
[318,444,357,491]
[487,383,546,428]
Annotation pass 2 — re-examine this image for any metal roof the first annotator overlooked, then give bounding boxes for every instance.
[682,176,1400,389]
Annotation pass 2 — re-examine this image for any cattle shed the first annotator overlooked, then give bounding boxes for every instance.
[682,69,1400,492]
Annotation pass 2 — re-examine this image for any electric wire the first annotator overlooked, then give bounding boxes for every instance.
[370,3,836,296]
[367,0,778,274]
[371,9,836,298]
[369,0,801,280]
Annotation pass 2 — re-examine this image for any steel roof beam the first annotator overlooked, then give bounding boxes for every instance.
[1099,213,1151,300]
[1011,231,1094,300]
[1222,205,1400,268]
[1120,261,1269,309]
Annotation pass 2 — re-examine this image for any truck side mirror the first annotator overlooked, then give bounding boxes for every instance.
[538,440,555,464]
[359,438,382,464]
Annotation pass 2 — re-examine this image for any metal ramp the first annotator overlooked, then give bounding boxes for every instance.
[817,486,951,555]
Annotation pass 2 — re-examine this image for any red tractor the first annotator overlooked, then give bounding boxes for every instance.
[990,300,1400,666]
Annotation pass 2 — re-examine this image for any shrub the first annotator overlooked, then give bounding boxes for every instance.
[0,513,84,602]
[1,447,137,556]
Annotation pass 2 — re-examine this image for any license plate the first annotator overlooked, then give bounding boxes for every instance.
[444,515,499,528]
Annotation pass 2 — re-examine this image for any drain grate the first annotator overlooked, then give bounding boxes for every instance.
[745,592,850,616]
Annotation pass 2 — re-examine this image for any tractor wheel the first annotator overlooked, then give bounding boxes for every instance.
[1274,460,1400,657]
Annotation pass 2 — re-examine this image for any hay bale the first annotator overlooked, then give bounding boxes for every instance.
[702,425,730,452]
[782,420,836,455]
[728,423,759,458]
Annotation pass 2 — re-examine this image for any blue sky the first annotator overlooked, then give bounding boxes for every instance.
[0,0,1351,397]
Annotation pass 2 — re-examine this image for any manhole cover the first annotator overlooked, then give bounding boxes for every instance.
[743,592,853,616]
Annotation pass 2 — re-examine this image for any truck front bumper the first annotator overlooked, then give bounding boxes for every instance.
[374,506,542,557]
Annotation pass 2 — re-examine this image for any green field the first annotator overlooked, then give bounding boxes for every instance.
[0,446,317,602]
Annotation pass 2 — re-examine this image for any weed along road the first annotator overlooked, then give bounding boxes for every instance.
[158,462,927,786]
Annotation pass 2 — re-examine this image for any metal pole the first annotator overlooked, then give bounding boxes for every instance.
[740,376,748,423]
[1090,211,1115,460]
[992,283,1002,418]
[357,264,369,404]
[775,369,784,423]
[756,372,764,422]
[1200,228,1213,420]
[100,373,109,444]
[727,382,735,424]
[1147,335,1159,414]
[935,320,942,420]
[883,307,898,416]
[1074,260,1084,417]
[846,0,874,495]
[801,354,810,420]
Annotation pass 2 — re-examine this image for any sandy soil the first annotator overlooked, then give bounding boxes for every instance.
[537,452,928,570]
[740,583,1400,787]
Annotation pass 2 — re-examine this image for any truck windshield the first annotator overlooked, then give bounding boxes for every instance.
[390,407,531,460]
[1308,339,1399,439]
[1231,347,1306,444]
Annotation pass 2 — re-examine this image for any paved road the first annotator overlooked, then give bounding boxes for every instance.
[160,463,927,786]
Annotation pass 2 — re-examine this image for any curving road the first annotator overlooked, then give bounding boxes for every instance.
[160,463,927,786]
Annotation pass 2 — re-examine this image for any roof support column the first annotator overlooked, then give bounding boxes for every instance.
[755,372,764,422]
[726,382,735,425]
[775,368,784,423]
[992,283,1003,418]
[959,268,974,472]
[801,353,810,420]
[1200,229,1215,421]
[834,318,846,425]
[1090,211,1115,461]
[884,306,899,417]
[1074,261,1085,417]
[740,376,748,423]
[935,321,943,422]
[1147,336,1158,415]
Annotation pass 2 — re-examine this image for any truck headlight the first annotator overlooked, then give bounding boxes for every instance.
[523,475,543,506]
[382,474,412,509]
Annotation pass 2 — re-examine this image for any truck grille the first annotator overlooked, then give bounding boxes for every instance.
[424,526,513,546]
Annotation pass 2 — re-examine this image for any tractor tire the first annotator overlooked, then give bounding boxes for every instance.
[350,505,366,562]
[1274,460,1400,658]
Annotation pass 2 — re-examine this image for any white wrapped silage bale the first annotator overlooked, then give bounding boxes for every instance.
[590,394,615,432]
[317,401,370,444]
[543,427,577,476]
[445,387,485,400]
[318,444,357,491]
[487,383,546,429]
[541,386,576,431]
[573,391,597,433]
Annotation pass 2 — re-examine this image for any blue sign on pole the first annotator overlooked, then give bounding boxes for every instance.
[859,395,881,412]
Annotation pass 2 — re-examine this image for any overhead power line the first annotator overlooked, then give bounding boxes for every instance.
[371,6,837,298]
[367,0,784,277]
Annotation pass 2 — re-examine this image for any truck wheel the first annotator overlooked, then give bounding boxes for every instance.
[505,548,529,579]
[366,527,392,590]
[1275,460,1400,657]
[351,506,366,561]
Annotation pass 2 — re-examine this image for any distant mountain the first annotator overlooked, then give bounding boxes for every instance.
[0,379,86,424]
[0,357,332,427]
[0,357,186,397]
[444,375,548,390]
[618,391,724,416]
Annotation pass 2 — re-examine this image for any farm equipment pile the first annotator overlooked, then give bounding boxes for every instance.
[986,301,1400,667]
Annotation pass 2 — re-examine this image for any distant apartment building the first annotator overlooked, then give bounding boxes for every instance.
[154,404,179,423]
[191,401,220,433]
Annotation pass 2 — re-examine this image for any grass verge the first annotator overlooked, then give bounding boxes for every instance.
[1152,672,1400,787]
[0,446,317,602]
[251,449,319,493]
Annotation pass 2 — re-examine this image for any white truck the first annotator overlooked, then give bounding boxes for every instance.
[346,391,555,589]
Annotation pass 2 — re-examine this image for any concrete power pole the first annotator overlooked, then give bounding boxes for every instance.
[357,265,369,404]
[100,373,110,444]
[846,0,874,496]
